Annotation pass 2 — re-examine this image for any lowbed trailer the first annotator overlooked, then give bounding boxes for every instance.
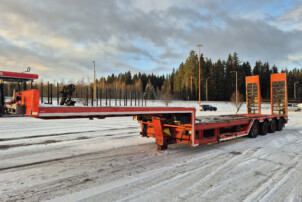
[18,73,288,150]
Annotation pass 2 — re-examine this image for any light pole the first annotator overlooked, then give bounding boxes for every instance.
[230,71,238,105]
[197,44,202,107]
[92,61,96,101]
[206,77,210,102]
[294,81,299,99]
[19,67,31,91]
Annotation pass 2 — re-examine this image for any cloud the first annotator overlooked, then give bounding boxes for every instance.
[0,0,301,82]
[276,2,302,30]
[277,3,302,23]
[131,0,175,13]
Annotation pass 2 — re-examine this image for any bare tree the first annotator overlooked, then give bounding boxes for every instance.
[160,81,172,106]
[231,91,244,114]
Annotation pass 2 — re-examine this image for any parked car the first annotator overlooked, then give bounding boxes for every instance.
[199,104,217,111]
[288,103,302,112]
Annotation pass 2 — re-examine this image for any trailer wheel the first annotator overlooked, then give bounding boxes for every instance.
[259,121,268,135]
[268,119,276,133]
[249,121,259,138]
[276,118,284,131]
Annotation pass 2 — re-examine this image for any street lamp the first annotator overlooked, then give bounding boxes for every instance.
[206,77,210,102]
[22,67,31,73]
[294,81,299,99]
[19,67,31,91]
[197,44,202,107]
[230,71,238,105]
[92,61,96,101]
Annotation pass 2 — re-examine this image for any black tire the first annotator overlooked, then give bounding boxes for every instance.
[296,108,301,112]
[0,109,3,117]
[268,119,276,133]
[276,118,284,131]
[249,121,259,138]
[259,121,269,135]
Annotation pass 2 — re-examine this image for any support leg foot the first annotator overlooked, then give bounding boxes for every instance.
[157,144,167,150]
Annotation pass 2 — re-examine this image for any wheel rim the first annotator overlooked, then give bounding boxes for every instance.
[263,122,268,134]
[272,122,275,131]
[251,122,259,137]
[254,125,259,135]
[270,120,276,132]
[279,119,284,130]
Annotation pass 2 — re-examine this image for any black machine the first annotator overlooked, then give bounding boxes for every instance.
[60,84,76,106]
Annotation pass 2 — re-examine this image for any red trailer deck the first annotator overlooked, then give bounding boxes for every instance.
[17,73,288,150]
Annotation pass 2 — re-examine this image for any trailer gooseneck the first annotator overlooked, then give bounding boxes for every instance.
[15,73,288,150]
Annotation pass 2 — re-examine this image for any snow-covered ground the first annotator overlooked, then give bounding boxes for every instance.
[0,101,302,201]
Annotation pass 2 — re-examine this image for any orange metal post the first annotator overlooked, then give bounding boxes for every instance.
[21,89,40,117]
[152,118,167,150]
[271,73,288,116]
[246,75,261,115]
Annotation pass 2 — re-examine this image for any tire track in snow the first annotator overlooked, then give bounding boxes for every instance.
[0,144,231,201]
[0,131,140,171]
[95,152,232,201]
[0,131,138,151]
[243,159,298,202]
[0,126,138,142]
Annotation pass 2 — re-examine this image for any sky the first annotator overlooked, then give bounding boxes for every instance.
[0,0,302,82]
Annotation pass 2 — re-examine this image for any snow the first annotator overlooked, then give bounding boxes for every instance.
[0,101,302,201]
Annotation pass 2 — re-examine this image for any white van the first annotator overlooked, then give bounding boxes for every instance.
[288,103,302,112]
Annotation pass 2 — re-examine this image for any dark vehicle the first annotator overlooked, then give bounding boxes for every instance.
[199,104,217,111]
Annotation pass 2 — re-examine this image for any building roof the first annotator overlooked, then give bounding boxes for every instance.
[0,71,39,82]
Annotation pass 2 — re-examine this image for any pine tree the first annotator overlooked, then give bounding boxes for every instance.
[242,62,252,76]
[212,59,225,100]
[271,65,278,73]
[224,54,235,100]
[143,79,156,99]
[253,61,261,75]
[184,50,198,100]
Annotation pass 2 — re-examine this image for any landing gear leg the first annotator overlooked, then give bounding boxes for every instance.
[152,118,169,151]
[157,144,168,150]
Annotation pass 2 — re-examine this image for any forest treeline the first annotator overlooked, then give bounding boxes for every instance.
[3,51,302,101]
[96,51,302,101]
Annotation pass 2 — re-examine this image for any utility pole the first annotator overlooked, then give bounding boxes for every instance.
[0,79,4,111]
[197,44,202,107]
[294,81,299,99]
[206,77,210,101]
[93,61,96,101]
[231,71,238,105]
